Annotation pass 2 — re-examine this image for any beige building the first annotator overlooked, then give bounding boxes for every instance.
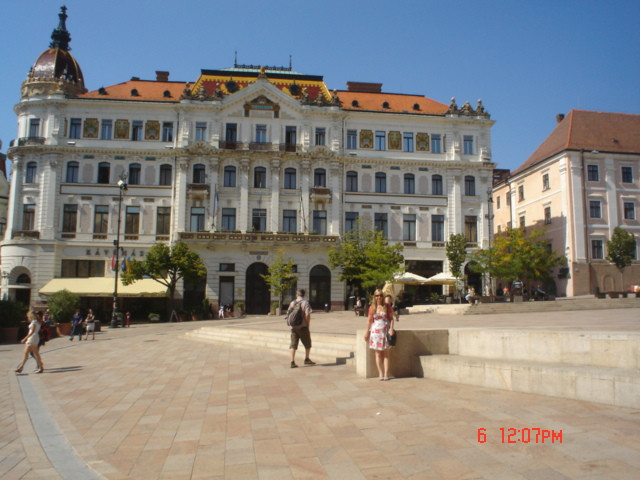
[492,110,640,296]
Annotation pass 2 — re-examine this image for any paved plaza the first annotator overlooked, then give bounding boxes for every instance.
[1,307,639,479]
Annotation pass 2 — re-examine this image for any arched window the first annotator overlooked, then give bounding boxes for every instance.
[223,166,236,187]
[464,175,476,196]
[346,171,358,192]
[193,164,205,184]
[314,168,326,187]
[432,175,443,195]
[284,168,296,189]
[159,164,172,186]
[375,172,386,193]
[65,161,79,183]
[128,163,141,185]
[25,162,37,183]
[254,167,266,188]
[97,162,111,184]
[404,173,415,194]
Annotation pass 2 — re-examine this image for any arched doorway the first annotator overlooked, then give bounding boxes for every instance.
[246,263,270,314]
[464,262,481,294]
[309,265,331,310]
[184,269,207,316]
[14,273,31,307]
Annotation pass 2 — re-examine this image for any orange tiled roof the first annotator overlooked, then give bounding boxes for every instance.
[81,80,186,102]
[336,90,449,115]
[513,110,640,175]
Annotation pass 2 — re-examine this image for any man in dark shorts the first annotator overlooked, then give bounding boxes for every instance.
[288,289,315,368]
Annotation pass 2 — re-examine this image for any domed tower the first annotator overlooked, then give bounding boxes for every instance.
[21,6,86,98]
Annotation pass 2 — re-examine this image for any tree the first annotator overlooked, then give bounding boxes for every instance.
[328,220,404,294]
[261,248,298,312]
[606,226,636,290]
[445,233,468,302]
[47,289,80,324]
[122,241,207,317]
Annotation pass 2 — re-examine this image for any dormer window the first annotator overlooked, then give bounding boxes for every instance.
[413,103,420,111]
[98,87,107,95]
[351,100,359,107]
[382,101,390,109]
[163,90,171,98]
[131,88,139,96]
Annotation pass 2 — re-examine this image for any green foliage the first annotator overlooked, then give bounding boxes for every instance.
[0,299,29,327]
[47,289,80,324]
[474,227,565,283]
[261,249,298,309]
[445,233,468,280]
[328,220,404,293]
[122,241,206,308]
[606,226,636,272]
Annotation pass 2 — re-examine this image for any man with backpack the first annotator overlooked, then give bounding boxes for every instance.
[287,289,315,368]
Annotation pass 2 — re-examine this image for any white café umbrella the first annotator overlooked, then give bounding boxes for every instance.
[424,272,458,285]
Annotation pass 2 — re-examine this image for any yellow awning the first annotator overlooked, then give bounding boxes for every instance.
[39,278,168,297]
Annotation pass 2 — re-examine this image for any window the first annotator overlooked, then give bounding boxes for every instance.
[346,171,358,192]
[518,185,524,202]
[374,213,388,238]
[61,260,105,278]
[225,123,237,143]
[128,163,141,185]
[283,210,297,233]
[431,215,444,242]
[624,202,636,220]
[465,216,477,243]
[219,263,235,272]
[284,168,297,189]
[159,164,172,186]
[221,208,236,231]
[432,175,443,195]
[25,162,37,183]
[223,166,236,187]
[101,120,112,140]
[542,173,550,191]
[463,135,474,155]
[285,126,296,148]
[345,212,358,233]
[314,168,326,187]
[62,204,78,233]
[403,132,414,152]
[312,210,327,235]
[375,172,386,193]
[519,215,526,228]
[94,205,109,234]
[587,164,599,182]
[195,122,207,141]
[346,130,357,149]
[403,214,416,241]
[315,127,326,146]
[507,193,511,206]
[589,200,601,219]
[190,207,205,232]
[23,204,35,230]
[69,118,82,139]
[431,134,442,153]
[193,164,205,184]
[97,162,111,184]
[162,122,173,142]
[544,206,552,225]
[622,166,633,183]
[496,196,501,209]
[156,207,171,235]
[404,173,415,194]
[66,161,79,183]
[591,239,604,259]
[125,206,140,234]
[132,121,143,141]
[255,124,267,143]
[254,167,266,188]
[29,118,40,137]
[465,176,476,196]
[375,131,386,151]
[252,208,266,232]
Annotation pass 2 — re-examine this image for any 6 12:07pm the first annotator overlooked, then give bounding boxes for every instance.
[477,428,563,444]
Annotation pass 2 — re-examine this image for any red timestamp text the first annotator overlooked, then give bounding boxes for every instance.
[477,427,563,444]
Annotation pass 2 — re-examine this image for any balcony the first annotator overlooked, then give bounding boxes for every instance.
[187,183,210,196]
[279,143,298,153]
[310,187,332,202]
[179,231,338,245]
[12,230,40,239]
[219,140,238,150]
[249,142,272,151]
[17,137,45,146]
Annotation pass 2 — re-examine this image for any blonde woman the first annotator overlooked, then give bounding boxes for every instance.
[364,289,395,380]
[15,311,44,374]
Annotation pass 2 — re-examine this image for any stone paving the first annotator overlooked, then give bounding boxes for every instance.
[1,307,639,479]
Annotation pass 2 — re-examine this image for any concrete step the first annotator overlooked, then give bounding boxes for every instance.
[465,297,640,315]
[184,327,356,365]
[419,354,639,409]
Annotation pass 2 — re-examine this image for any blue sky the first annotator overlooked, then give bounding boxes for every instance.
[2,0,639,177]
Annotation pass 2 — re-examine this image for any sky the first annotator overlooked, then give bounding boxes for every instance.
[2,0,639,178]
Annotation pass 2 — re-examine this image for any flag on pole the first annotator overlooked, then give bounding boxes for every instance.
[121,258,127,273]
[111,253,116,271]
[299,191,307,233]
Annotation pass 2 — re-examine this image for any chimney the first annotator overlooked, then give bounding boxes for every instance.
[156,71,170,82]
[346,81,382,93]
[556,113,565,124]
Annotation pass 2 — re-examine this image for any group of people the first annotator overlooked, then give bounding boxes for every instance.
[288,288,398,381]
[70,308,97,341]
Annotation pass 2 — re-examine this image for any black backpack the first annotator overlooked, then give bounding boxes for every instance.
[286,300,304,327]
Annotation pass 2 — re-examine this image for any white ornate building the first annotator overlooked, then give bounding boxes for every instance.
[0,7,495,316]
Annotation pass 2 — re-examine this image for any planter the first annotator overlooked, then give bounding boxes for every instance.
[58,322,72,335]
[0,327,20,343]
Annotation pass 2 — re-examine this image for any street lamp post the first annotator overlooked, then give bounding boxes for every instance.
[487,186,494,299]
[110,176,128,328]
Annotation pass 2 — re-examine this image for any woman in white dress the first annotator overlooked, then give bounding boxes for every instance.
[364,289,396,381]
[15,311,44,374]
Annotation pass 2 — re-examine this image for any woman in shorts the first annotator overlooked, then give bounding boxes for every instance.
[84,308,96,340]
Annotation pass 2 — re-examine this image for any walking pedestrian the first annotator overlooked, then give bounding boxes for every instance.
[287,289,315,368]
[70,309,83,341]
[15,311,44,374]
[84,309,96,340]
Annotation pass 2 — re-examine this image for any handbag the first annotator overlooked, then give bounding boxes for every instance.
[386,331,397,346]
